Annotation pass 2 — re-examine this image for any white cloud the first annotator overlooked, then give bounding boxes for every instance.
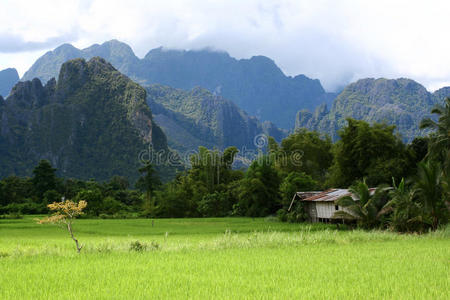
[0,0,449,91]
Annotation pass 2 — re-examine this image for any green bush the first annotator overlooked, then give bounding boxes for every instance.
[277,209,287,222]
[129,240,160,252]
[0,213,23,219]
[129,240,147,252]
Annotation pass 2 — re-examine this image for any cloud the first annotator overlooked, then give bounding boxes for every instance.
[0,31,79,53]
[0,0,449,91]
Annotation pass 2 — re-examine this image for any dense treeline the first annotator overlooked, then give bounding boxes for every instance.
[0,161,144,217]
[1,99,449,232]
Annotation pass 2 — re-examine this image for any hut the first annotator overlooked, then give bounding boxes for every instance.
[289,188,376,223]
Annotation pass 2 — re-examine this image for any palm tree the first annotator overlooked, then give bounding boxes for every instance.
[382,178,431,233]
[414,161,447,230]
[442,168,450,204]
[420,97,450,166]
[333,180,387,229]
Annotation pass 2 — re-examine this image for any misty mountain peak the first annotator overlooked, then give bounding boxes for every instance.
[0,67,20,97]
[21,40,330,128]
[84,40,138,61]
[53,43,81,55]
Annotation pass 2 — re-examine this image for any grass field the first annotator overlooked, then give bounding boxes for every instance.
[0,217,449,299]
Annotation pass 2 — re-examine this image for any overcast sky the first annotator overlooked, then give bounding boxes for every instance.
[0,0,449,91]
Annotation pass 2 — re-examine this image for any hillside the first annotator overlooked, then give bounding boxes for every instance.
[22,40,334,129]
[146,84,287,153]
[1,57,170,181]
[0,68,19,97]
[296,78,450,142]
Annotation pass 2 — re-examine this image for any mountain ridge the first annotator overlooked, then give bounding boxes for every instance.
[22,40,333,128]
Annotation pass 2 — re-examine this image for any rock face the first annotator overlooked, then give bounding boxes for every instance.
[1,57,169,181]
[22,40,334,129]
[146,84,287,153]
[296,78,450,142]
[0,68,19,97]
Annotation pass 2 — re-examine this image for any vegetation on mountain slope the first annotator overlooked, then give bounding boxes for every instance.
[146,84,287,152]
[296,78,450,142]
[0,57,170,182]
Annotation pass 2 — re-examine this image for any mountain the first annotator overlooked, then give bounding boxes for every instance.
[139,48,333,129]
[433,86,450,100]
[0,68,19,97]
[146,84,287,153]
[22,40,334,129]
[22,41,141,84]
[1,57,170,181]
[296,78,450,142]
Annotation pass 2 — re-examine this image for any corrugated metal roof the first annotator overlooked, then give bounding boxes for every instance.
[300,188,377,202]
[301,189,351,202]
[295,191,322,198]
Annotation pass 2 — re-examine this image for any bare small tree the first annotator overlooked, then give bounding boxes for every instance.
[37,200,87,253]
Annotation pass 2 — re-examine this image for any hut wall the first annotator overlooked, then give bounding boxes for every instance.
[305,202,318,222]
[315,202,338,219]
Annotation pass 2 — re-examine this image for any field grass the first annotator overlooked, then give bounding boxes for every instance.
[0,217,449,299]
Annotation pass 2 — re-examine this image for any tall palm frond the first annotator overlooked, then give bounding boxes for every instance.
[380,178,430,232]
[420,98,450,160]
[334,180,387,229]
[415,161,443,230]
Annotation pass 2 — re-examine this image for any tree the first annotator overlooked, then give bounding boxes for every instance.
[37,200,87,253]
[74,188,103,216]
[333,180,388,229]
[198,191,231,217]
[408,137,429,164]
[329,119,411,187]
[414,161,448,230]
[279,172,317,208]
[382,178,430,233]
[1,176,33,205]
[135,162,161,216]
[154,146,241,217]
[32,160,58,200]
[43,190,62,205]
[238,156,281,217]
[276,129,332,181]
[0,181,4,206]
[420,97,450,164]
[107,176,129,191]
[189,146,239,192]
[420,98,450,202]
[154,181,190,218]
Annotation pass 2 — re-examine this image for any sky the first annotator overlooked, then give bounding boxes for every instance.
[0,0,449,92]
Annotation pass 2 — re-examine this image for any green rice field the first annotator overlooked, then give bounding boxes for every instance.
[0,217,449,299]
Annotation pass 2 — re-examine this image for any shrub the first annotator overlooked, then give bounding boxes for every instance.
[129,240,147,252]
[277,209,287,222]
[0,213,23,219]
[129,240,160,252]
